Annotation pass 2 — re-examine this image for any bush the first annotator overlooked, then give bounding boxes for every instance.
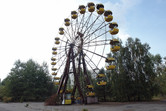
[3,96,12,103]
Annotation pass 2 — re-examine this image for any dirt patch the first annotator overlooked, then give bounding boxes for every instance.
[0,101,166,111]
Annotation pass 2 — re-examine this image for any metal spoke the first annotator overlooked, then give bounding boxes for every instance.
[84,39,111,45]
[83,43,110,47]
[80,13,92,32]
[85,59,99,75]
[85,54,99,71]
[84,23,110,41]
[84,30,109,44]
[58,49,68,55]
[77,13,85,33]
[84,21,106,41]
[56,56,67,74]
[83,15,100,32]
[83,48,107,59]
[56,53,66,64]
[64,28,72,42]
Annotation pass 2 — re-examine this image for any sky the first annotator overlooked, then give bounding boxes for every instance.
[0,0,166,81]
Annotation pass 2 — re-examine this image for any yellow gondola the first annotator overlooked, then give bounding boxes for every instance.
[109,22,118,29]
[110,39,120,52]
[52,47,57,51]
[55,37,60,41]
[110,39,119,45]
[52,68,57,71]
[59,31,64,35]
[66,89,72,93]
[59,27,64,31]
[54,77,60,80]
[96,4,104,15]
[64,18,70,26]
[59,27,64,35]
[86,92,95,96]
[51,62,56,65]
[51,57,56,61]
[104,10,113,22]
[52,51,57,55]
[111,46,120,52]
[106,65,116,70]
[88,6,95,12]
[55,41,60,44]
[97,8,104,15]
[88,2,95,12]
[64,18,70,22]
[104,10,112,16]
[65,100,71,104]
[105,15,113,22]
[76,97,81,100]
[52,72,57,75]
[97,74,105,78]
[109,28,119,35]
[79,5,86,14]
[105,57,115,62]
[65,22,70,26]
[54,82,60,85]
[71,11,78,19]
[87,85,94,89]
[97,81,107,86]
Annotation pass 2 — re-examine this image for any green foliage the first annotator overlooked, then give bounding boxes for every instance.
[110,38,158,101]
[94,37,160,102]
[0,83,10,101]
[82,108,88,111]
[1,59,54,102]
[0,86,5,99]
[154,55,166,96]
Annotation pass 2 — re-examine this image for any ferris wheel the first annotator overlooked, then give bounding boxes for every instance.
[51,2,120,104]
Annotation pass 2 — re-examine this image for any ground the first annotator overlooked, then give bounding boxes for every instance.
[0,101,166,111]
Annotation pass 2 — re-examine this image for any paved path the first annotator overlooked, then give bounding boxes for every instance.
[0,101,166,111]
[0,107,10,111]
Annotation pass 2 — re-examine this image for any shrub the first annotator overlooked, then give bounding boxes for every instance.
[3,96,12,103]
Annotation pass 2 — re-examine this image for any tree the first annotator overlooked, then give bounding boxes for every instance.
[94,68,107,101]
[2,59,54,102]
[153,55,166,96]
[110,38,158,101]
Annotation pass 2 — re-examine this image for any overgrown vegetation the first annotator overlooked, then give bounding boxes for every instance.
[0,59,55,102]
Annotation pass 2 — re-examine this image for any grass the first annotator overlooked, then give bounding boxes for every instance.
[82,108,88,111]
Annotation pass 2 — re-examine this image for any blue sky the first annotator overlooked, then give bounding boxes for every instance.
[0,0,166,80]
[101,0,166,57]
[125,0,166,57]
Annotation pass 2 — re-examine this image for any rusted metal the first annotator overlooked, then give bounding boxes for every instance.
[81,50,91,85]
[71,44,85,103]
[57,47,72,95]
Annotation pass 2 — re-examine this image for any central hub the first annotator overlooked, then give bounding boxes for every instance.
[76,32,84,49]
